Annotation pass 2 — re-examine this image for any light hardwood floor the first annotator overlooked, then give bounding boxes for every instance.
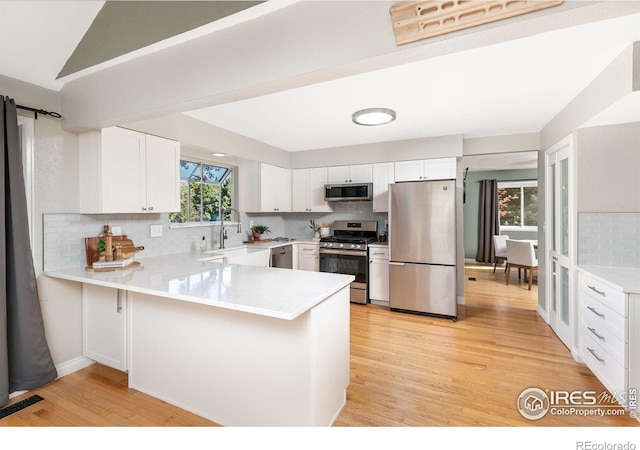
[2,262,638,427]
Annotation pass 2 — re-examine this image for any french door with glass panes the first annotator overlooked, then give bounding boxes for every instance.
[546,136,574,351]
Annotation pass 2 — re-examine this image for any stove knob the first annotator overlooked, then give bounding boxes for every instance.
[339,243,344,249]
[350,244,356,249]
[326,243,332,248]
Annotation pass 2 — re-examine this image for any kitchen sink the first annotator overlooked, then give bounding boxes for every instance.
[196,246,270,267]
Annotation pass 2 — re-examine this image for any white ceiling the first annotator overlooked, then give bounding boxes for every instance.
[184,11,640,152]
[0,1,105,90]
[1,1,639,161]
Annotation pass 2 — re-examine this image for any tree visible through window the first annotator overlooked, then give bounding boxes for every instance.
[498,181,538,229]
[169,160,233,224]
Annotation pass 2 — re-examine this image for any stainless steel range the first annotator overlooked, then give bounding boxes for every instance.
[319,220,378,304]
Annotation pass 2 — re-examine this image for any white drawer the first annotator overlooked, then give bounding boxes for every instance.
[369,247,389,259]
[298,244,319,255]
[579,273,626,317]
[579,293,627,343]
[580,330,627,406]
[580,312,627,367]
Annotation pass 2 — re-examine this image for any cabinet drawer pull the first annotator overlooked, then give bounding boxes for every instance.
[371,252,386,256]
[588,285,606,296]
[587,326,605,341]
[586,306,605,319]
[587,347,605,364]
[117,289,123,313]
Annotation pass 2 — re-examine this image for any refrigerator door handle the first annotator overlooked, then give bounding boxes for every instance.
[389,262,405,266]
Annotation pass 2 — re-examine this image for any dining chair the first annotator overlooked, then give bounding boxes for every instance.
[505,240,538,290]
[492,234,509,273]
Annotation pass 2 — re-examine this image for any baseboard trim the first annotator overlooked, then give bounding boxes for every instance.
[536,304,548,323]
[55,356,95,379]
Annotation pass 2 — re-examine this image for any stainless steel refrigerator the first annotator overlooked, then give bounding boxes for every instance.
[389,179,457,320]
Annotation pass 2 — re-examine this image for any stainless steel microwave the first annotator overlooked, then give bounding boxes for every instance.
[324,183,373,202]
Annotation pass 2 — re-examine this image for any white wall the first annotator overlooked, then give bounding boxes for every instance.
[125,113,291,169]
[291,134,463,168]
[576,122,640,212]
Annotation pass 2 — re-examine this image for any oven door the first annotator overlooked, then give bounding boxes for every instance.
[319,249,368,304]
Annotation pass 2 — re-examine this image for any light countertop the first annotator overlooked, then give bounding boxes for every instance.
[44,251,354,320]
[577,265,640,295]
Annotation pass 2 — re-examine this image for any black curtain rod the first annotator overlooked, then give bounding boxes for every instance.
[15,104,62,120]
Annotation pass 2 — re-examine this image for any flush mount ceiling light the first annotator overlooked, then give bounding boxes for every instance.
[211,152,226,157]
[352,108,396,126]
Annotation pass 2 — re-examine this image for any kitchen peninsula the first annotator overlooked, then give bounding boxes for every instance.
[44,252,353,426]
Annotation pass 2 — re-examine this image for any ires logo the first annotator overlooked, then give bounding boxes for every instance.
[517,388,550,420]
[548,390,598,405]
[517,388,630,420]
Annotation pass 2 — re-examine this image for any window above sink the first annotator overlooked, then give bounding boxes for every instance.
[170,159,235,227]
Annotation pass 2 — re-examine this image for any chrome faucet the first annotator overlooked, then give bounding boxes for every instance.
[218,207,241,249]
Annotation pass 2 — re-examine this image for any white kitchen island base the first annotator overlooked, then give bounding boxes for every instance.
[127,286,350,426]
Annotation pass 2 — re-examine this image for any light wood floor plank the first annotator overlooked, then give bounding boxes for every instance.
[1,262,637,427]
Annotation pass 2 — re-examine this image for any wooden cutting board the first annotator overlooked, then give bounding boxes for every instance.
[84,235,144,266]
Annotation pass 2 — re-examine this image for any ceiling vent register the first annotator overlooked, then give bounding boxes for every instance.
[389,0,564,45]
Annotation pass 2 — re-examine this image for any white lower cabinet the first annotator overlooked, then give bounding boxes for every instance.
[368,245,389,306]
[82,283,128,371]
[578,271,633,409]
[298,242,319,272]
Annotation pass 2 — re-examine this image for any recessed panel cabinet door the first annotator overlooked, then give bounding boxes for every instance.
[101,127,146,213]
[292,169,310,212]
[83,284,127,371]
[145,134,180,213]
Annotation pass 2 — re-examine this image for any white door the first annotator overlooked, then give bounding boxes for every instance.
[101,127,146,213]
[291,168,310,212]
[423,158,456,180]
[546,136,574,350]
[394,160,423,181]
[327,166,350,183]
[83,284,128,371]
[308,167,331,212]
[348,164,372,183]
[145,134,180,213]
[372,162,394,213]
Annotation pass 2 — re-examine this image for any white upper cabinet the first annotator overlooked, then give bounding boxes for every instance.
[292,167,332,212]
[372,162,395,213]
[239,162,291,213]
[327,164,372,183]
[79,127,180,214]
[394,157,457,182]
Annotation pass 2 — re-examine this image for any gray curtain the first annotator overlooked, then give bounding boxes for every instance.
[1,96,57,407]
[475,179,500,263]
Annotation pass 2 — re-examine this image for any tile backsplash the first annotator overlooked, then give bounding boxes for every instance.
[42,213,251,272]
[42,202,388,271]
[578,212,640,268]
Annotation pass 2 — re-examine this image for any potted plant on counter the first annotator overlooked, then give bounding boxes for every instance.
[251,224,271,241]
[309,220,321,240]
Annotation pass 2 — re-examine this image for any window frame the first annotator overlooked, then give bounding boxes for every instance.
[18,115,35,251]
[498,180,538,232]
[169,158,237,229]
